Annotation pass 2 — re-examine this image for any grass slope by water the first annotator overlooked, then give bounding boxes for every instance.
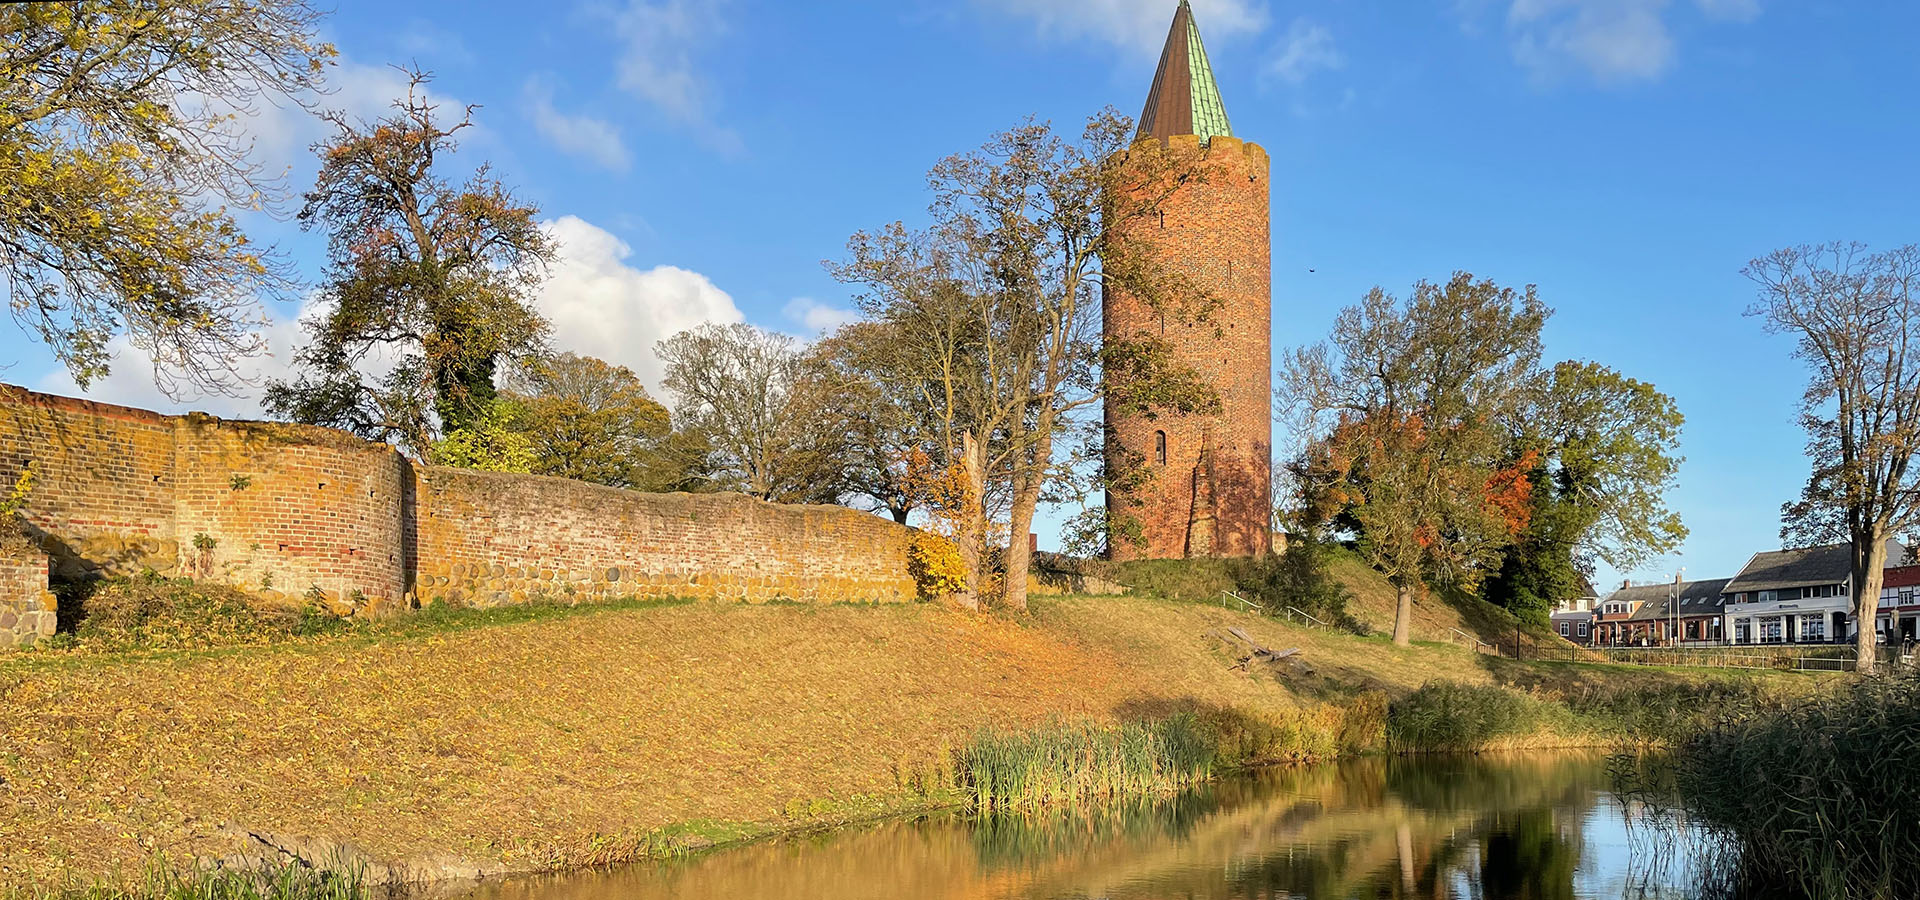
[0,564,1809,891]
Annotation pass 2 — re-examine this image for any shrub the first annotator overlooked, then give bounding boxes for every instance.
[70,575,346,651]
[906,531,968,602]
[1228,535,1365,633]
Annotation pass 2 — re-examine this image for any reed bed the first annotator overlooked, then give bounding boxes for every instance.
[954,714,1216,811]
[1385,682,1576,753]
[15,860,367,900]
[1662,670,1920,900]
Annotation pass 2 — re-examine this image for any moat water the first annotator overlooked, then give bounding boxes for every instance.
[464,753,1721,900]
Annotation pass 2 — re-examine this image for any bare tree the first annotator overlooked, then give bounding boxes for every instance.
[1747,243,1920,673]
[656,322,845,503]
[832,111,1215,611]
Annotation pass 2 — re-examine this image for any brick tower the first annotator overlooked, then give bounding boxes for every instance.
[1105,0,1272,561]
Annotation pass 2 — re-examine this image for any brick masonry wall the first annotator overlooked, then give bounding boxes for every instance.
[412,467,915,606]
[0,385,916,644]
[1105,135,1273,561]
[171,416,410,611]
[0,387,179,580]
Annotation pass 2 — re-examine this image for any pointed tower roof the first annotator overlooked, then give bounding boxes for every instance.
[1138,1,1233,143]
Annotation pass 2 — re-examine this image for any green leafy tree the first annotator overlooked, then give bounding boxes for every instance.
[1485,362,1685,621]
[432,400,533,473]
[266,70,554,454]
[0,0,333,393]
[506,352,707,492]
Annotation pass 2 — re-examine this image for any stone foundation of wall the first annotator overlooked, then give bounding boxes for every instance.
[0,534,55,649]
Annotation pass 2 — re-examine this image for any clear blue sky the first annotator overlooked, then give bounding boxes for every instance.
[14,0,1920,589]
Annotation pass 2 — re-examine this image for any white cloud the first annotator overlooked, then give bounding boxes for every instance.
[781,298,859,337]
[1266,18,1343,85]
[606,0,742,153]
[1496,0,1759,85]
[524,77,631,172]
[537,216,744,389]
[185,57,464,217]
[977,0,1268,56]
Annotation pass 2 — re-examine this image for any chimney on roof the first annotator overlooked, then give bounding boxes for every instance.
[1675,572,1684,584]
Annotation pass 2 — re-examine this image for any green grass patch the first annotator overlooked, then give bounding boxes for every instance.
[16,578,695,664]
[1103,558,1239,604]
[955,715,1216,811]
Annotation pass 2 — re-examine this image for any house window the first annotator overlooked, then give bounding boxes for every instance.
[1759,617,1783,643]
[1757,590,1777,603]
[1735,620,1751,644]
[1802,614,1826,642]
[1901,589,1913,606]
[1154,431,1167,465]
[1578,622,1589,638]
[1559,622,1570,637]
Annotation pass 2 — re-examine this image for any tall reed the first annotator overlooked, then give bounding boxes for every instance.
[1664,670,1920,900]
[954,714,1216,811]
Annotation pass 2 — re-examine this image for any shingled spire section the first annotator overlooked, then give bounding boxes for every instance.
[1138,0,1232,143]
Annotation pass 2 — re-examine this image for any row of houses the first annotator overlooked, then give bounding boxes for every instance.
[1549,541,1920,647]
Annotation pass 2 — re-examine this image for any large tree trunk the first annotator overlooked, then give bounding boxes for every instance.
[1392,578,1413,647]
[1852,529,1889,674]
[955,431,986,612]
[1004,424,1055,614]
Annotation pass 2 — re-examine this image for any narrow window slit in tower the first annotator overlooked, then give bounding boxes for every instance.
[1155,431,1167,466]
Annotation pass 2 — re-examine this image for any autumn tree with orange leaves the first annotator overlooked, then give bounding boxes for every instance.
[1284,274,1549,646]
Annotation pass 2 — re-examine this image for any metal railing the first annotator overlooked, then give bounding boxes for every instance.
[1284,606,1328,628]
[1450,627,1496,655]
[1590,645,1860,672]
[1218,590,1265,612]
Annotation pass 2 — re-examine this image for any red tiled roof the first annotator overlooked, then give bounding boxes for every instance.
[1885,565,1920,589]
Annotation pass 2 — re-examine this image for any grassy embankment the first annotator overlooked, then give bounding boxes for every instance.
[0,560,1811,894]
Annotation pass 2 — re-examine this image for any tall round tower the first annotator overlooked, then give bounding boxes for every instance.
[1105,0,1271,561]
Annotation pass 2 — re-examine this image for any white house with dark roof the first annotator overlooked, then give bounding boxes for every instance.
[1549,596,1596,645]
[1719,542,1900,645]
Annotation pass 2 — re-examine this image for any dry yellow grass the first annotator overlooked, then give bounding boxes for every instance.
[0,591,1535,887]
[0,583,1790,888]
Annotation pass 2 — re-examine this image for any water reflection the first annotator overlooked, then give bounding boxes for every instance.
[468,753,1711,900]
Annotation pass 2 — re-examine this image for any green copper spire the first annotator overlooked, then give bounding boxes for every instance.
[1139,0,1233,143]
